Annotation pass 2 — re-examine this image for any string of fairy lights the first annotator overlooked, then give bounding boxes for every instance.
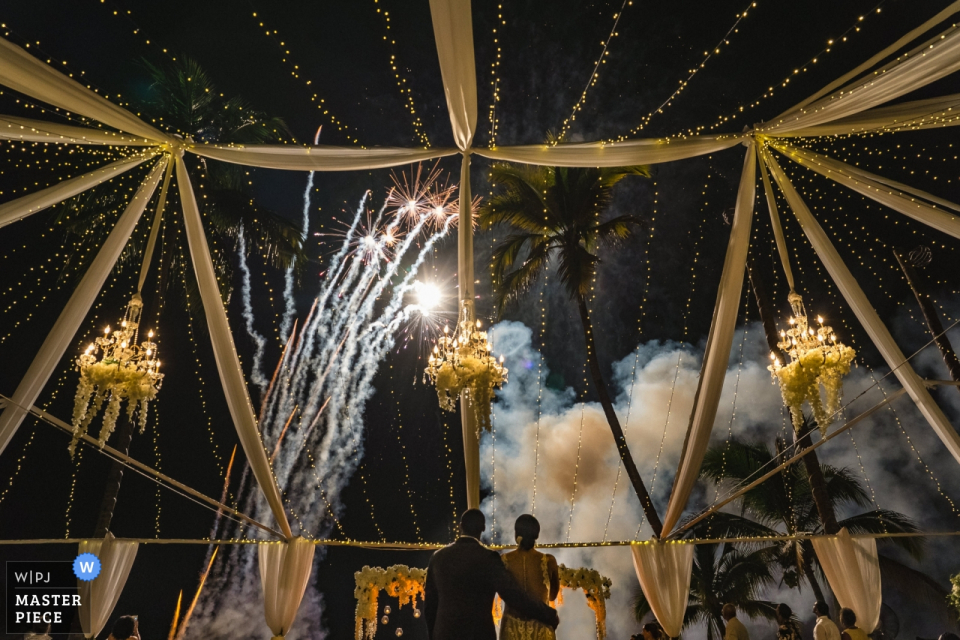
[372,0,431,147]
[246,5,359,144]
[485,3,505,147]
[556,0,632,143]
[686,2,890,137]
[613,0,759,141]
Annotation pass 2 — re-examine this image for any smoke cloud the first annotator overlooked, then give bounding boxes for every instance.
[481,316,960,640]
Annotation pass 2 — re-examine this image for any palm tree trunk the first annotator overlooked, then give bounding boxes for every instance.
[747,253,840,535]
[576,293,664,537]
[893,248,960,393]
[93,416,136,537]
[806,567,827,604]
[712,610,727,640]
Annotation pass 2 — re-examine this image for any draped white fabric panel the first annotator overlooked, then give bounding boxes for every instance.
[428,0,477,151]
[0,37,170,143]
[176,154,293,539]
[661,143,756,536]
[758,147,795,290]
[476,134,744,167]
[458,152,480,508]
[259,538,316,639]
[780,0,960,117]
[0,115,157,145]
[811,529,881,633]
[189,143,455,171]
[760,25,960,135]
[78,533,139,639]
[0,152,155,229]
[0,158,166,455]
[779,93,960,137]
[762,148,960,464]
[631,542,694,638]
[772,142,960,239]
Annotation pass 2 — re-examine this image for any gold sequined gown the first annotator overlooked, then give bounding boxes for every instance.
[499,549,559,640]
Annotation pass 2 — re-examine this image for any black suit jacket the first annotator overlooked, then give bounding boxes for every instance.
[425,537,559,640]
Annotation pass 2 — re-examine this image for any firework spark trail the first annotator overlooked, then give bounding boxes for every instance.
[190,182,457,640]
[281,127,322,343]
[236,225,269,397]
[261,196,367,434]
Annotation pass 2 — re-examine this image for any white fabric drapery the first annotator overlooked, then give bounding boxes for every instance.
[0,37,170,143]
[0,152,155,229]
[777,93,960,137]
[631,542,694,638]
[762,148,960,464]
[475,134,744,167]
[770,142,960,239]
[660,142,756,536]
[0,115,157,145]
[77,533,139,639]
[0,158,167,454]
[189,143,455,171]
[176,154,293,538]
[429,0,481,507]
[811,529,881,633]
[259,538,316,639]
[428,0,477,152]
[760,23,960,135]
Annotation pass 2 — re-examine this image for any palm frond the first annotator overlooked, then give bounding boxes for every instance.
[838,509,923,559]
[494,238,551,317]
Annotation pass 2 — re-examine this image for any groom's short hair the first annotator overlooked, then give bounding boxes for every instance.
[460,509,485,537]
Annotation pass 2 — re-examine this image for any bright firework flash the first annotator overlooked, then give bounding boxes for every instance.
[395,278,457,360]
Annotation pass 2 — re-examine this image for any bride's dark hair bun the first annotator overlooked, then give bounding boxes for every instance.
[515,514,540,550]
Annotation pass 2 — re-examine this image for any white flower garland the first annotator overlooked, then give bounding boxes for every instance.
[354,564,426,640]
[771,343,855,435]
[70,360,160,455]
[556,564,612,640]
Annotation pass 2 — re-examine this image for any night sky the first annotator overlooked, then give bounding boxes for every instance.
[1,1,960,639]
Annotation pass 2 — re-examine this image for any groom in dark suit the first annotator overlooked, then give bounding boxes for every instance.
[425,509,559,640]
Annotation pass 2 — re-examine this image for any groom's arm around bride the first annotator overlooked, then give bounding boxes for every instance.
[425,510,560,640]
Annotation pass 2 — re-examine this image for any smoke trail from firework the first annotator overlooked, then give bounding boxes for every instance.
[236,225,269,398]
[280,127,322,343]
[188,189,455,640]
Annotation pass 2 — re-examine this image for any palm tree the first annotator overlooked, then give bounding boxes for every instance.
[478,162,664,535]
[700,437,922,603]
[53,56,305,537]
[633,515,779,640]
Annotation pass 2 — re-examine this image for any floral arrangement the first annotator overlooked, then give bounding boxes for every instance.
[70,294,163,455]
[557,564,612,640]
[354,564,426,640]
[424,304,507,432]
[949,572,960,620]
[769,292,855,435]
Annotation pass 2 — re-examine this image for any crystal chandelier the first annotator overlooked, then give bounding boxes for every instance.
[424,303,508,432]
[768,291,855,435]
[70,293,164,454]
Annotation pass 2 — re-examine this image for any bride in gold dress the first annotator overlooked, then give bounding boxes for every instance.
[500,514,560,640]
